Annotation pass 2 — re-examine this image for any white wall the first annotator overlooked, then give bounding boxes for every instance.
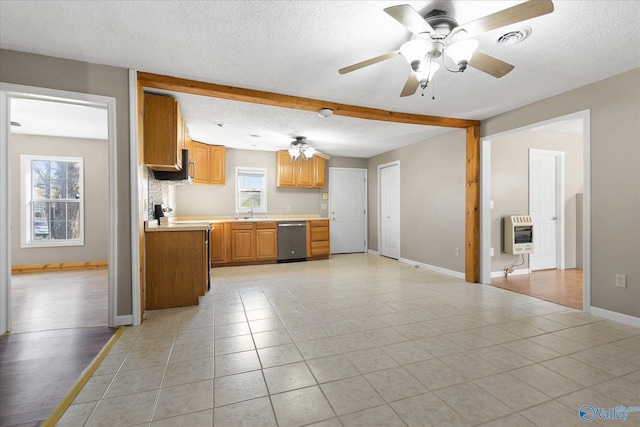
[11,134,109,265]
[490,130,584,273]
[174,148,330,217]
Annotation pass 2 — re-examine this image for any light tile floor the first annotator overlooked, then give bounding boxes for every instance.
[57,254,640,426]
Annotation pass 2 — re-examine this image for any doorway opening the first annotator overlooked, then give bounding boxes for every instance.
[480,111,589,311]
[0,83,119,333]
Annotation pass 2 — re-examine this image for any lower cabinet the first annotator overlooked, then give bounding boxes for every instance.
[145,229,208,309]
[230,222,256,262]
[256,222,277,261]
[211,220,329,266]
[307,220,330,258]
[210,223,226,265]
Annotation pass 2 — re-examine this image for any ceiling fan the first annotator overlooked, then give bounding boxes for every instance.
[287,136,331,160]
[339,0,554,97]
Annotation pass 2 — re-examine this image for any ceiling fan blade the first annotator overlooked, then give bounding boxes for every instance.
[460,0,554,37]
[384,4,434,37]
[339,50,400,74]
[400,72,419,97]
[468,51,514,78]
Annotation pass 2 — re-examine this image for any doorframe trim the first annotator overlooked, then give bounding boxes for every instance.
[328,167,368,254]
[480,109,591,313]
[377,160,400,259]
[0,83,119,332]
[529,148,566,272]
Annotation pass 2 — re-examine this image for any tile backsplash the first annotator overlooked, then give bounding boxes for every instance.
[148,172,169,220]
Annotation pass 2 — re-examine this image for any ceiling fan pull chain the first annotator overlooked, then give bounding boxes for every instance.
[432,78,436,100]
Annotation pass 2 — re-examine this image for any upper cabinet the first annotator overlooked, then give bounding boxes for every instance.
[276,150,326,188]
[143,93,190,171]
[191,141,225,185]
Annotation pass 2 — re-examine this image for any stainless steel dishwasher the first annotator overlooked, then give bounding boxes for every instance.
[277,222,307,262]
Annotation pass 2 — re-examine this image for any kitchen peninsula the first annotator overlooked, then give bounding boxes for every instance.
[144,221,211,309]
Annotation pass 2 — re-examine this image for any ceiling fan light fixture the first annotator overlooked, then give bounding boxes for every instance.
[302,146,315,159]
[416,60,440,86]
[445,39,479,71]
[399,39,429,63]
[288,147,301,161]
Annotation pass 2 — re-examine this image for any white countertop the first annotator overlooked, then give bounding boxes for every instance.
[168,215,330,224]
[145,221,212,232]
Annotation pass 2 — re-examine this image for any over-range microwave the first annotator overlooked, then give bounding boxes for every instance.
[153,149,194,184]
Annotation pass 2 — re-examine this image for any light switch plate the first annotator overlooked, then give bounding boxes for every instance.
[615,274,627,288]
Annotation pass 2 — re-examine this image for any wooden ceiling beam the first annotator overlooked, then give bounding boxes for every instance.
[137,72,479,129]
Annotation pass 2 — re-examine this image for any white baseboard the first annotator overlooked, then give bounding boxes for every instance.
[491,268,530,278]
[367,249,379,256]
[399,258,465,280]
[115,314,133,326]
[589,306,640,328]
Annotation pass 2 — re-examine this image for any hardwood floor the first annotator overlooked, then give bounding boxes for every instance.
[0,270,113,427]
[491,268,583,310]
[10,269,108,333]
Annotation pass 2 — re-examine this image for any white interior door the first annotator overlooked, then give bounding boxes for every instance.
[329,168,366,254]
[530,149,564,271]
[379,162,400,259]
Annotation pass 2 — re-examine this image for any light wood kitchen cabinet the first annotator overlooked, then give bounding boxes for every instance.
[230,222,256,262]
[145,229,208,309]
[143,93,190,171]
[276,150,326,188]
[256,222,277,261]
[192,141,226,185]
[210,223,226,265]
[307,220,330,258]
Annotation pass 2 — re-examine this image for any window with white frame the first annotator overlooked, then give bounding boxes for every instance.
[236,167,267,213]
[21,154,84,247]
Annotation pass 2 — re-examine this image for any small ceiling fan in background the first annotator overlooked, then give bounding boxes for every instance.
[286,136,331,160]
[339,0,554,97]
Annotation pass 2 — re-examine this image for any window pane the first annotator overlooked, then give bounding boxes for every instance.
[32,179,49,199]
[67,221,80,239]
[51,202,67,220]
[50,179,66,199]
[50,161,66,179]
[67,202,80,220]
[32,160,49,181]
[238,174,263,191]
[32,202,49,239]
[51,220,67,240]
[239,190,261,208]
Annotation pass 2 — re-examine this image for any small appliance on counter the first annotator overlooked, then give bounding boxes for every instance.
[154,204,164,225]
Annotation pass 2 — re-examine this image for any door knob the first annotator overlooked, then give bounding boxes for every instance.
[551,216,557,220]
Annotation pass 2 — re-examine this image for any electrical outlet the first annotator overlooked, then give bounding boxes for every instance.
[455,248,460,256]
[615,274,627,288]
[286,205,292,212]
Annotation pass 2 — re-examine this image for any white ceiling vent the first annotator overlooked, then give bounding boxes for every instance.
[497,26,532,46]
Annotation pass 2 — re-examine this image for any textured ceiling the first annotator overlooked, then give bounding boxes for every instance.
[1,1,638,157]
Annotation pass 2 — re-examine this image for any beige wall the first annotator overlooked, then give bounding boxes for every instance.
[367,129,466,273]
[0,49,132,317]
[175,149,361,217]
[483,68,640,318]
[491,130,584,273]
[11,135,109,264]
